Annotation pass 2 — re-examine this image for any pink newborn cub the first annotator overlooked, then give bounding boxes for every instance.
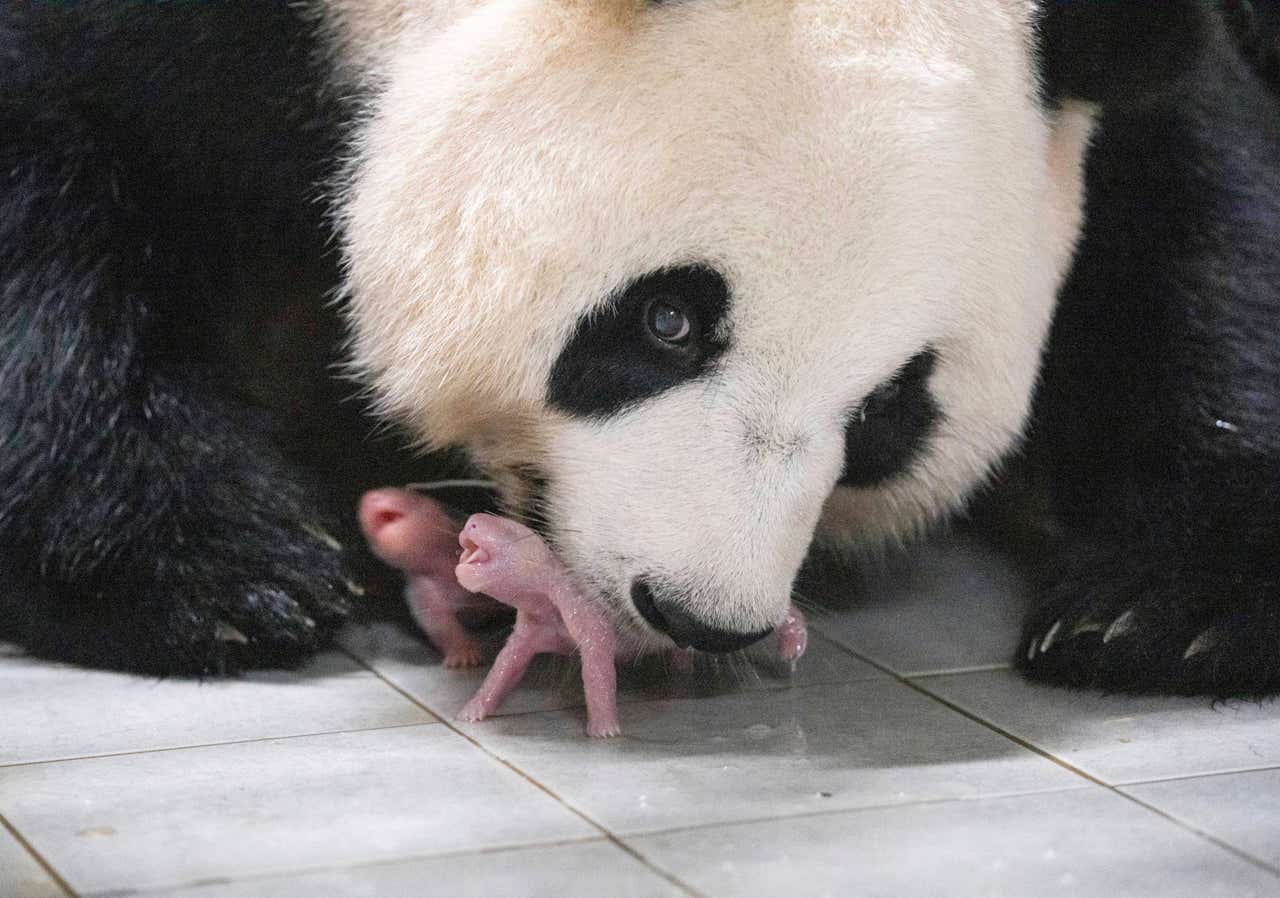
[359,488,493,668]
[359,488,620,736]
[455,513,622,738]
[358,487,809,738]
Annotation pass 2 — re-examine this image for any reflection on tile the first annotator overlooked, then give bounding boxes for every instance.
[924,669,1280,783]
[5,535,1278,898]
[0,824,63,898]
[810,536,1030,675]
[136,840,687,898]
[339,622,880,724]
[338,623,587,720]
[0,726,593,895]
[0,652,433,766]
[630,788,1280,898]
[1125,769,1280,870]
[456,679,1083,834]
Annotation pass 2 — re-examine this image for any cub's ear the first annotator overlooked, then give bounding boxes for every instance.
[1037,0,1218,107]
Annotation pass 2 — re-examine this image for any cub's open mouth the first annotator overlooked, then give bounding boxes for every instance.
[457,535,488,567]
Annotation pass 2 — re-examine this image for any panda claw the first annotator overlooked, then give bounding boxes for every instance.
[1102,609,1136,644]
[1183,628,1222,660]
[1039,619,1063,654]
[302,522,343,551]
[215,621,250,644]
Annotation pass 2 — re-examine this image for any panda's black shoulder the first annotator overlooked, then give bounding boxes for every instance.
[1034,1,1280,514]
[1,2,344,231]
[1035,0,1220,107]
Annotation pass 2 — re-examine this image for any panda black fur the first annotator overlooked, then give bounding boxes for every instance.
[1025,1,1280,695]
[0,3,414,674]
[0,2,1277,695]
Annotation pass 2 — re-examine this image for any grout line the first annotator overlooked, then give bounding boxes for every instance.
[337,646,707,898]
[95,836,611,898]
[816,637,1280,877]
[344,652,881,730]
[817,639,1117,783]
[610,786,1089,843]
[0,721,442,770]
[807,628,1009,680]
[896,672,1280,879]
[1114,763,1280,788]
[0,812,79,898]
[1108,791,1280,878]
[347,638,1280,882]
[908,663,1012,678]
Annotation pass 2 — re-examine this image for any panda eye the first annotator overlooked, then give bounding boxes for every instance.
[646,297,693,345]
[547,264,731,419]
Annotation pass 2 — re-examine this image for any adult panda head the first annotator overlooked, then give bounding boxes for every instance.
[337,0,1093,654]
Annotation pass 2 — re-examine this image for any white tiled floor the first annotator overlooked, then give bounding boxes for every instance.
[3,535,1279,898]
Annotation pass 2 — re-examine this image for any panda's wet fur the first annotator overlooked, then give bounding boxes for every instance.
[0,1,1276,695]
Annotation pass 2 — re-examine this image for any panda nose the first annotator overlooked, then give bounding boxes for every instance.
[630,578,772,652]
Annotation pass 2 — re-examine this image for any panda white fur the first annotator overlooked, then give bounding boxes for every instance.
[1,1,1277,695]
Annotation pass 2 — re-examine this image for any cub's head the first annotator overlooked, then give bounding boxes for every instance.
[338,0,1090,654]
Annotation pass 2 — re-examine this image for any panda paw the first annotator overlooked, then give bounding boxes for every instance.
[7,490,359,677]
[1017,539,1280,698]
[172,506,358,675]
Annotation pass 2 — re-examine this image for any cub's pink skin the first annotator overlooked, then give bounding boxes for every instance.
[454,513,622,738]
[360,490,811,738]
[451,513,811,738]
[358,488,494,668]
[776,606,808,667]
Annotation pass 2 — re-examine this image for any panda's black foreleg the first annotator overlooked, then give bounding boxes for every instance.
[1019,9,1280,698]
[0,369,357,676]
[0,113,354,675]
[1017,468,1280,698]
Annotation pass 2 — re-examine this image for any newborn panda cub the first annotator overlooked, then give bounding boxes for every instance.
[359,488,808,737]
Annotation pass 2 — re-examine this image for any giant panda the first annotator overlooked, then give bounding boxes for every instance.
[1,1,1277,697]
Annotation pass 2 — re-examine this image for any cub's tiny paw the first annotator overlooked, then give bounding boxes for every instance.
[442,644,486,669]
[455,700,490,723]
[587,718,623,739]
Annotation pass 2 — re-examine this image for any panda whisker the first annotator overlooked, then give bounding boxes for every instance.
[788,588,825,617]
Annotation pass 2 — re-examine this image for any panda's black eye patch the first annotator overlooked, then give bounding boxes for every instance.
[839,348,940,488]
[547,265,731,419]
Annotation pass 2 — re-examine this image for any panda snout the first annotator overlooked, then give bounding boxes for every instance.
[629,578,772,653]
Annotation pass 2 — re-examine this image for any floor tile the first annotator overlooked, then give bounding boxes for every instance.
[0,823,64,898]
[338,622,591,719]
[630,788,1280,898]
[1124,768,1280,870]
[133,840,688,898]
[340,621,880,724]
[924,669,1280,783]
[810,536,1030,675]
[0,726,594,896]
[456,679,1084,835]
[0,652,434,766]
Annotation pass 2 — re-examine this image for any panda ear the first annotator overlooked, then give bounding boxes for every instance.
[1037,0,1217,107]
